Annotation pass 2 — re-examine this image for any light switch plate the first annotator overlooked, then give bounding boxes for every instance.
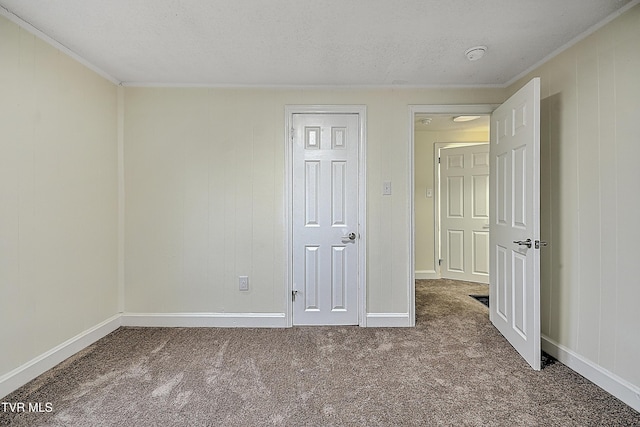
[383,181,392,195]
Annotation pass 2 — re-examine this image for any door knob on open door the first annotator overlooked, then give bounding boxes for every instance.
[342,232,357,241]
[513,238,532,248]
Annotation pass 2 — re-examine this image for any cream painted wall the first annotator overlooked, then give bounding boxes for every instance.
[123,88,504,315]
[1,0,638,407]
[508,4,640,389]
[0,17,119,377]
[414,129,489,275]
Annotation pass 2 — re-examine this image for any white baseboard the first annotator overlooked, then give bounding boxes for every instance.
[366,313,411,327]
[121,312,287,328]
[415,270,438,280]
[0,314,121,399]
[542,335,640,412]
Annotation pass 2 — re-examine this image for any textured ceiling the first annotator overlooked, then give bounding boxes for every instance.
[0,0,635,86]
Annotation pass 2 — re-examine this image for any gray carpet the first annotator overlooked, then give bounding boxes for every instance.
[2,279,639,426]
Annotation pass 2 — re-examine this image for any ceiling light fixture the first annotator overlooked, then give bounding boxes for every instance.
[421,118,432,125]
[465,46,487,61]
[453,115,481,122]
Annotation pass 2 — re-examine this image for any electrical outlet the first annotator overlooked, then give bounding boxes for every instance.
[239,276,249,291]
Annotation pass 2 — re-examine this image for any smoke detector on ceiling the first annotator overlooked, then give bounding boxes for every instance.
[465,46,487,61]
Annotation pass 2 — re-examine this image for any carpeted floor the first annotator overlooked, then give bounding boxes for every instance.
[2,279,639,426]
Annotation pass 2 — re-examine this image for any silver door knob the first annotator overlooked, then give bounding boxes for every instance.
[513,238,532,248]
[342,232,357,241]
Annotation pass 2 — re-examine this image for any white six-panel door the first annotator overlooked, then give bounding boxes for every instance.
[489,78,541,370]
[292,113,360,325]
[440,144,490,284]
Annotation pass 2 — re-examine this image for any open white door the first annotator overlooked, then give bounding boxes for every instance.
[489,77,541,370]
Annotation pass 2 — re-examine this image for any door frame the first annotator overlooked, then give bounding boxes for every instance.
[409,104,497,326]
[435,141,489,280]
[285,105,367,327]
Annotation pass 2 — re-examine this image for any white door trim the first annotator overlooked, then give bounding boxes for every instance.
[285,105,367,327]
[409,104,497,326]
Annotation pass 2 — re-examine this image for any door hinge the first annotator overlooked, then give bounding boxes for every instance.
[438,259,443,266]
[290,127,295,141]
[438,157,441,164]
